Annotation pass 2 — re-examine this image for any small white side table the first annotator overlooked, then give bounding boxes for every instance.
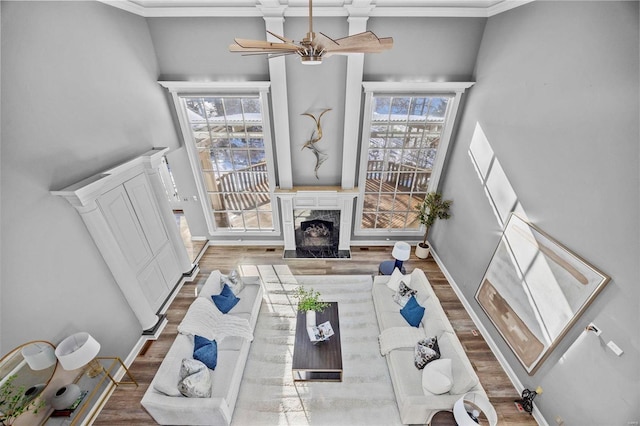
[453,392,498,426]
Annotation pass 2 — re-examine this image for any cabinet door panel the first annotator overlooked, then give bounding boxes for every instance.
[124,174,169,255]
[98,185,152,271]
[138,261,170,311]
[156,242,182,289]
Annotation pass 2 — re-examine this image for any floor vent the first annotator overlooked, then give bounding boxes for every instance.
[266,248,276,252]
[360,247,369,251]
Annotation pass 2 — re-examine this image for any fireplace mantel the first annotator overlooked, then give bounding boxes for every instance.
[275,187,358,252]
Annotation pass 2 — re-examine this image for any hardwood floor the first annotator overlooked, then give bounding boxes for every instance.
[94,246,538,426]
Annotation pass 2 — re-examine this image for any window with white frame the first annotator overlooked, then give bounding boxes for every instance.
[160,82,278,235]
[355,83,473,234]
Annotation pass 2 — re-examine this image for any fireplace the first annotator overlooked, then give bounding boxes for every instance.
[294,211,340,258]
[276,187,357,259]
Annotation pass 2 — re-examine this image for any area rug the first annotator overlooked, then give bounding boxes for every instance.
[231,275,401,426]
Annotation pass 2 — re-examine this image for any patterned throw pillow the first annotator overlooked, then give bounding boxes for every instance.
[414,336,441,369]
[221,270,245,294]
[178,358,212,398]
[398,281,417,296]
[393,281,417,306]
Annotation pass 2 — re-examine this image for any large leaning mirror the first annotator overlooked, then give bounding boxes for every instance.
[0,341,58,423]
[476,213,610,375]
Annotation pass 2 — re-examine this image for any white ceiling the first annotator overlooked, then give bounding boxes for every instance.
[102,0,533,18]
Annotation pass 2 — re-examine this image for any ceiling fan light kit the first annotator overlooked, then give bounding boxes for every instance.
[229,0,393,64]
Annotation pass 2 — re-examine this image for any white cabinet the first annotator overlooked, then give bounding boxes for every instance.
[97,173,181,312]
[52,148,192,332]
[98,184,153,272]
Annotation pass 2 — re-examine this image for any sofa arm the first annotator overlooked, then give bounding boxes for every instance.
[141,390,230,426]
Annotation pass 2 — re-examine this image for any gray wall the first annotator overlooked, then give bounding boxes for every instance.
[146,14,486,236]
[434,2,639,424]
[0,1,180,356]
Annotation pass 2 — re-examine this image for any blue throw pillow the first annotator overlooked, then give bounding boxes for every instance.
[400,295,425,327]
[212,283,240,313]
[193,335,217,370]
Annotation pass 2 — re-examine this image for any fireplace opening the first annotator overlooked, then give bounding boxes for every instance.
[284,209,350,259]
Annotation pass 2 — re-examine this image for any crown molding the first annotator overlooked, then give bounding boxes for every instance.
[99,0,532,18]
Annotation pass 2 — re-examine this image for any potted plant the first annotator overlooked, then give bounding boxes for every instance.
[416,191,452,259]
[0,375,46,426]
[293,286,329,327]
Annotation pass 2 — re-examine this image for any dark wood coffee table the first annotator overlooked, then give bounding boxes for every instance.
[292,302,342,381]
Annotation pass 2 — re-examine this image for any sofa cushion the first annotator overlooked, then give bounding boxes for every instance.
[153,333,194,397]
[400,296,425,327]
[414,336,440,369]
[227,284,260,315]
[209,350,242,399]
[212,284,241,314]
[386,268,412,292]
[438,331,479,394]
[387,349,425,398]
[178,359,212,398]
[421,358,453,395]
[217,336,246,351]
[193,335,218,370]
[373,284,398,311]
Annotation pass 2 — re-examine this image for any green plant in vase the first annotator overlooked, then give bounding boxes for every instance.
[416,191,452,259]
[294,286,329,313]
[294,286,329,327]
[0,375,46,426]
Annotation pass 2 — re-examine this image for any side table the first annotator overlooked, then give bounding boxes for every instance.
[429,410,456,425]
[378,260,405,275]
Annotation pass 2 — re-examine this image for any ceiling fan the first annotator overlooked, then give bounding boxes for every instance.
[229,0,393,65]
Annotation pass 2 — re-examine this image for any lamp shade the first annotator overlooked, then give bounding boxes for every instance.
[391,241,411,261]
[453,392,498,426]
[21,342,57,371]
[55,332,101,371]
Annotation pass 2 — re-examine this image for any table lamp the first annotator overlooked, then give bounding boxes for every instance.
[55,331,138,387]
[22,342,57,371]
[391,241,411,271]
[453,392,498,426]
[55,332,102,377]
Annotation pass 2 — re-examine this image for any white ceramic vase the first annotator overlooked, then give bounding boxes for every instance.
[306,310,316,327]
[415,243,430,259]
[50,383,81,410]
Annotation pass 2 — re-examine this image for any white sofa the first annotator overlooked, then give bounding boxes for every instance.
[141,270,263,425]
[372,268,486,425]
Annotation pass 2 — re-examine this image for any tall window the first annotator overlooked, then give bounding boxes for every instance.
[356,83,472,234]
[179,91,276,232]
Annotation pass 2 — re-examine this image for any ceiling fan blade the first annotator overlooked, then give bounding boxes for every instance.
[325,31,394,53]
[233,38,300,50]
[237,51,299,58]
[229,43,301,54]
[310,32,339,52]
[266,31,296,45]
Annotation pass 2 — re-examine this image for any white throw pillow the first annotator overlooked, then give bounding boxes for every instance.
[386,268,411,292]
[421,358,453,395]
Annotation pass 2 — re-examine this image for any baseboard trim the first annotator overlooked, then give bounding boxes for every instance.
[429,248,549,426]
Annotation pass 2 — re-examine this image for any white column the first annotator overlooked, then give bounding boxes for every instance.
[338,196,356,251]
[341,11,370,189]
[280,197,296,250]
[263,12,293,189]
